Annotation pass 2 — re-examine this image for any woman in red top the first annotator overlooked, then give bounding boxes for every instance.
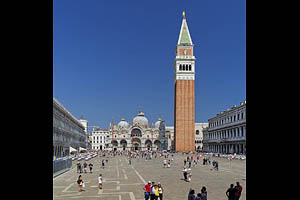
[234,182,242,200]
[143,181,151,200]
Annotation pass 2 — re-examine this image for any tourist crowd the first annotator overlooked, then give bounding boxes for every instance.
[73,150,243,200]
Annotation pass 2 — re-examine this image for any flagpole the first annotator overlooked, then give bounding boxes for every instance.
[112,117,114,146]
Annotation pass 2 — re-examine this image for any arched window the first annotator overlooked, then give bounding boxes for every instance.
[183,65,186,71]
[132,128,142,137]
[196,130,199,135]
[179,65,182,71]
[189,65,191,71]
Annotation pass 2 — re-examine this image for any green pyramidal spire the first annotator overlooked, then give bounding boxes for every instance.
[177,11,193,45]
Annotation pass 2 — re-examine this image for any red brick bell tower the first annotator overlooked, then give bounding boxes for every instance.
[174,11,195,152]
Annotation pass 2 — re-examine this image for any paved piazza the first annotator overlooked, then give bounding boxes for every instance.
[53,154,246,200]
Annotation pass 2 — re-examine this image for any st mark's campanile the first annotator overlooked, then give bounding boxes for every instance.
[174,11,195,152]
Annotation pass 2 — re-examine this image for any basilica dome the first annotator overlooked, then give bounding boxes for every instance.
[133,112,148,128]
[118,118,129,129]
[155,117,162,128]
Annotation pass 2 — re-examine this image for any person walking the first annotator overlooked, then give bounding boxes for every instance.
[83,161,88,173]
[158,182,164,200]
[102,159,105,169]
[211,161,215,171]
[188,189,195,200]
[143,181,151,200]
[98,174,103,190]
[215,161,219,171]
[195,193,201,200]
[200,187,207,200]
[188,160,192,168]
[187,168,192,182]
[234,182,242,200]
[154,185,160,200]
[76,162,80,173]
[226,184,237,200]
[150,182,155,200]
[183,167,188,181]
[89,163,93,173]
[77,175,84,192]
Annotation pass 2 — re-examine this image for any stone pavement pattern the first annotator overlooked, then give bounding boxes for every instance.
[53,154,246,200]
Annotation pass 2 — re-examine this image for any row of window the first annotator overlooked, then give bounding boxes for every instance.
[209,111,245,128]
[93,132,108,134]
[205,126,245,140]
[92,146,104,150]
[179,64,192,71]
[111,134,160,138]
[93,136,105,140]
[53,115,85,136]
[53,131,85,143]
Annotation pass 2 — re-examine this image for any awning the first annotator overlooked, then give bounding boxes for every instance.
[79,147,87,152]
[70,146,78,152]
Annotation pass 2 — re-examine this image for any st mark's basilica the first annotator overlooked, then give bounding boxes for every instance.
[106,111,168,151]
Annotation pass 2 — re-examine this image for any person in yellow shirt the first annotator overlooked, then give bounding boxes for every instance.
[154,185,160,200]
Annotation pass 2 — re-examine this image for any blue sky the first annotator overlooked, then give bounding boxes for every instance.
[53,0,246,131]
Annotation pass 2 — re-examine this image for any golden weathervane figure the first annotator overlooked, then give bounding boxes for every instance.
[182,11,185,18]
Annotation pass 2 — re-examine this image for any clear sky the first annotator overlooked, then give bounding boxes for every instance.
[53,0,246,131]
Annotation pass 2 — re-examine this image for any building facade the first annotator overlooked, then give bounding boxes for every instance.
[106,111,168,151]
[203,101,246,154]
[195,123,209,151]
[53,97,86,158]
[79,118,89,150]
[166,123,207,152]
[174,11,196,152]
[165,126,174,151]
[91,129,109,151]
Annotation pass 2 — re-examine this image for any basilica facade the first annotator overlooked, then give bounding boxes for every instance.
[106,111,168,151]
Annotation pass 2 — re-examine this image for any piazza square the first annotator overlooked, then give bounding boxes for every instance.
[53,1,246,200]
[53,153,246,200]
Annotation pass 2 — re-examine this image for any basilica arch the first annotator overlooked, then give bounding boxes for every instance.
[154,140,161,150]
[132,138,141,151]
[112,140,118,151]
[120,139,127,150]
[131,128,142,137]
[145,139,152,150]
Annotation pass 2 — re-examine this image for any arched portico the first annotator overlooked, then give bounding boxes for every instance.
[120,139,127,151]
[154,140,161,150]
[145,139,152,150]
[132,138,141,151]
[112,140,118,151]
